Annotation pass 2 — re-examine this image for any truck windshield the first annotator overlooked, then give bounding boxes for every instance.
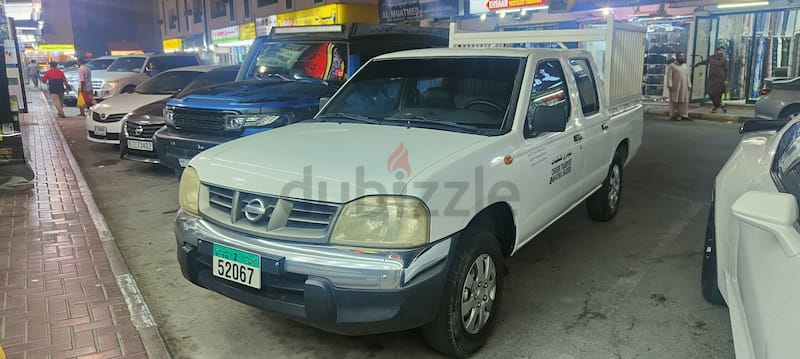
[107,57,146,73]
[135,70,205,95]
[317,57,523,135]
[87,59,115,70]
[243,41,348,82]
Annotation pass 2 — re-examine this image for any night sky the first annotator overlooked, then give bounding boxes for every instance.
[69,0,159,57]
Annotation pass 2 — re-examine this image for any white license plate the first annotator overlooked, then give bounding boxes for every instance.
[127,139,153,151]
[178,158,189,167]
[94,125,107,136]
[212,243,261,289]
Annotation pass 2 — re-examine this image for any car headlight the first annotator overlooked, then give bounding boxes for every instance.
[330,196,430,249]
[102,81,119,91]
[223,114,282,130]
[164,108,175,126]
[178,166,200,216]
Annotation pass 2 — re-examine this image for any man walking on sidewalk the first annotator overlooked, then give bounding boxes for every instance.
[666,52,692,121]
[694,46,730,113]
[26,59,39,87]
[41,62,68,118]
[77,58,96,116]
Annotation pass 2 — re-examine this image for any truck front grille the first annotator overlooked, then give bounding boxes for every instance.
[172,108,237,134]
[202,185,340,243]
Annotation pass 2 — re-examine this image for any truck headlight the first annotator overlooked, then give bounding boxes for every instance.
[224,114,282,130]
[178,167,200,216]
[330,196,430,249]
[164,108,175,126]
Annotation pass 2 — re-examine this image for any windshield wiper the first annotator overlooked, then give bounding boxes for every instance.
[314,113,381,125]
[384,115,481,133]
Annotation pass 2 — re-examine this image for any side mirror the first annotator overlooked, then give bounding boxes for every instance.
[319,97,331,109]
[527,101,568,135]
[732,191,800,257]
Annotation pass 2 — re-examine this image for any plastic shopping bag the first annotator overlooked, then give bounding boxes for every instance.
[77,91,85,108]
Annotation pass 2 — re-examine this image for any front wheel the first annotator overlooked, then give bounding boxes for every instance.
[586,154,623,222]
[423,231,504,358]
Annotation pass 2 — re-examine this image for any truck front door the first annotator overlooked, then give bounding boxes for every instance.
[518,58,586,242]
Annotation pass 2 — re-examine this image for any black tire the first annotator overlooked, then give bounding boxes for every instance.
[423,231,505,358]
[701,204,726,305]
[586,153,623,222]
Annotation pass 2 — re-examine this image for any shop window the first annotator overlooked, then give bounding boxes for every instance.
[314,0,323,4]
[229,0,235,21]
[244,0,251,18]
[285,0,292,9]
[193,0,203,23]
[168,8,178,30]
[210,0,226,19]
[257,0,277,6]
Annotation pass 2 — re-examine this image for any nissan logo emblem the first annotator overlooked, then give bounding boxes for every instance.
[243,198,268,222]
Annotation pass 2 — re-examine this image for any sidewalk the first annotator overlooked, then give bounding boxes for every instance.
[645,100,755,123]
[0,90,168,358]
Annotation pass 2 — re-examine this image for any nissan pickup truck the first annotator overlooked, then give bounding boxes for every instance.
[174,19,645,358]
[155,23,447,174]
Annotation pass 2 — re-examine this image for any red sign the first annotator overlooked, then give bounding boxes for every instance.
[486,0,546,11]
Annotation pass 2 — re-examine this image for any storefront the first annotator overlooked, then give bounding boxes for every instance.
[26,44,75,70]
[211,23,257,65]
[692,6,800,103]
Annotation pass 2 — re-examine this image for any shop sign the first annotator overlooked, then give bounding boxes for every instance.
[239,22,256,41]
[256,15,278,37]
[277,4,339,26]
[379,0,458,23]
[548,0,661,13]
[38,44,75,52]
[471,0,545,13]
[110,50,144,56]
[212,25,240,44]
[162,38,182,52]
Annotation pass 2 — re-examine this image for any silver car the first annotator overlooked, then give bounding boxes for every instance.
[754,77,800,121]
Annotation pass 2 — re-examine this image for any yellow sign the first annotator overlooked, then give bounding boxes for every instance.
[38,44,75,52]
[239,22,256,41]
[277,4,377,27]
[110,50,144,56]
[163,38,182,51]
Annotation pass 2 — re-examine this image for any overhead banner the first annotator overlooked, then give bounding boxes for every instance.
[379,0,458,23]
[471,0,545,14]
[548,0,661,12]
[38,44,75,52]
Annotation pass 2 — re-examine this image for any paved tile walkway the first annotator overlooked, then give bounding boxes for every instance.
[0,90,157,359]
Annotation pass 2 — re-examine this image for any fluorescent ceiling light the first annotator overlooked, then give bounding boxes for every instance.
[717,1,769,9]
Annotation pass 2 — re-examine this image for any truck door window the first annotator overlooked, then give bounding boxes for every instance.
[526,60,570,136]
[569,58,600,116]
[248,42,347,82]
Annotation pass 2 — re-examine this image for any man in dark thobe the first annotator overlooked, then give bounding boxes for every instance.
[694,46,730,113]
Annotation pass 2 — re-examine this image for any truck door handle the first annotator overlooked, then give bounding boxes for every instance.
[601,123,609,131]
[573,134,583,142]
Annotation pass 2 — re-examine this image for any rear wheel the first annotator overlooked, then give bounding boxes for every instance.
[701,204,725,305]
[423,231,504,358]
[586,153,623,222]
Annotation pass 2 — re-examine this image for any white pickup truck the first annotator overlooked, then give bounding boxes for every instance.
[174,18,645,357]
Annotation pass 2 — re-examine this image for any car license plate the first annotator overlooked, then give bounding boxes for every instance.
[94,126,107,136]
[127,139,153,151]
[212,243,261,289]
[178,158,189,167]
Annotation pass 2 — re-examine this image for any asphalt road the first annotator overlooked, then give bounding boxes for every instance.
[56,106,739,359]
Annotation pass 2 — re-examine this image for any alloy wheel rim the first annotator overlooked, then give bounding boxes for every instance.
[461,254,497,334]
[609,165,621,211]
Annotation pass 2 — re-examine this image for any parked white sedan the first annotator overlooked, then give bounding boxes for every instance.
[86,65,221,144]
[703,116,800,359]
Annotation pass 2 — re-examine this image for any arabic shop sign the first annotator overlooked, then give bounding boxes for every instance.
[211,25,240,44]
[471,0,545,14]
[379,0,459,23]
[239,22,256,41]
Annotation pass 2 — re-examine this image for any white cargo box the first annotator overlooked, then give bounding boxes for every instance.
[449,16,646,114]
